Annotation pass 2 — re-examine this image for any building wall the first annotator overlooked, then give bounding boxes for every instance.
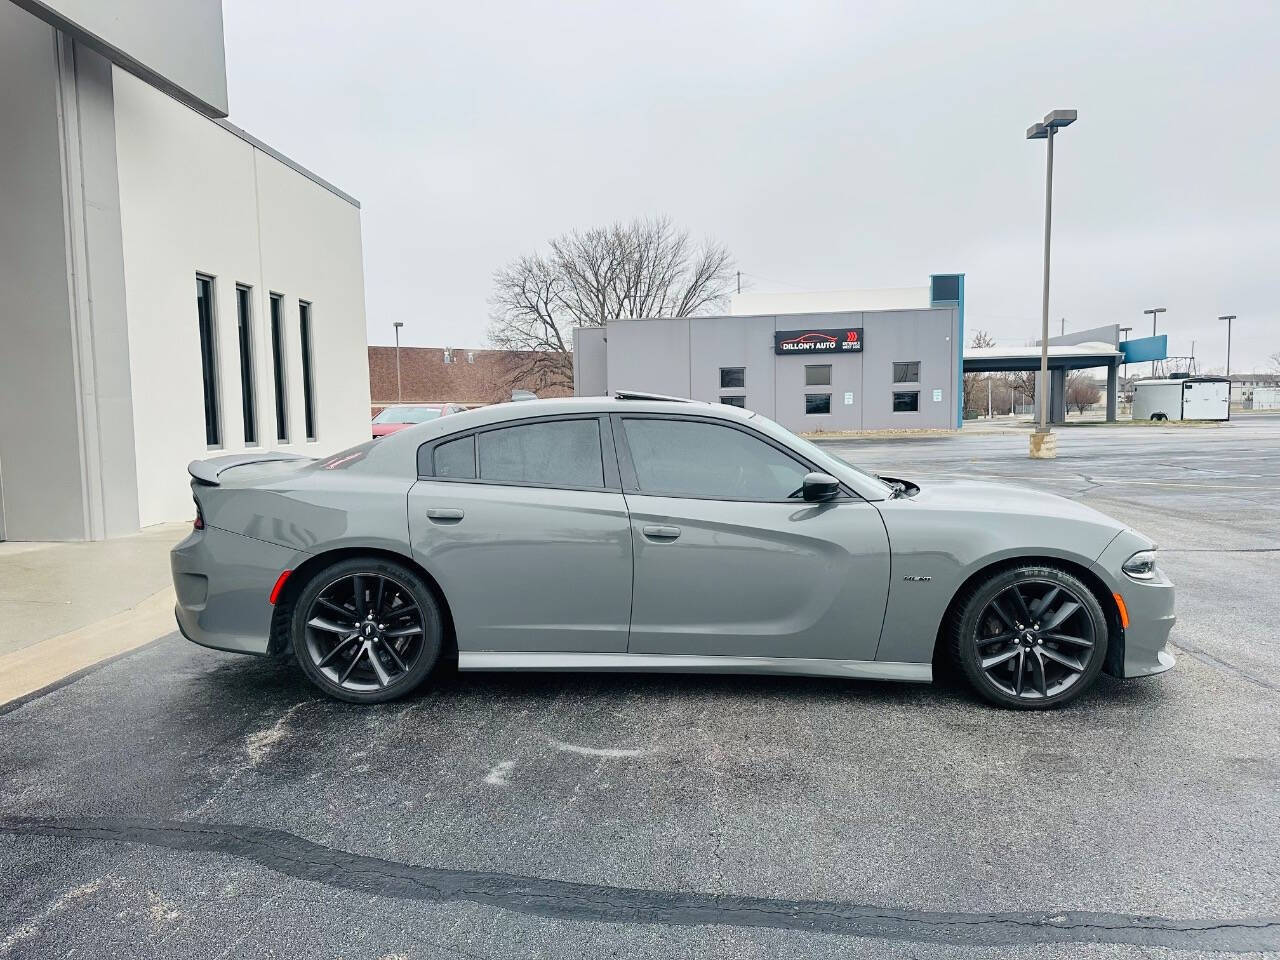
[113,67,369,527]
[581,308,959,432]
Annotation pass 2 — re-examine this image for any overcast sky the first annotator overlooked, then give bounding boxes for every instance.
[224,0,1278,372]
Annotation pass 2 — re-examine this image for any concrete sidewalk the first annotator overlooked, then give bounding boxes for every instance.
[0,523,187,704]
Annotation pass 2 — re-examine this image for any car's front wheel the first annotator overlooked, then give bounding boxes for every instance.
[292,557,442,704]
[948,564,1108,709]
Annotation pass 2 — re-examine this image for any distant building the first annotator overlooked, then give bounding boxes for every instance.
[368,346,573,412]
[1228,374,1280,404]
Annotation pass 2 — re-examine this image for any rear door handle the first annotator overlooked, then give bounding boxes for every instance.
[642,525,681,541]
[426,508,464,522]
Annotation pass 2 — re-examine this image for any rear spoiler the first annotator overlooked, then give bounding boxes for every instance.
[188,452,310,486]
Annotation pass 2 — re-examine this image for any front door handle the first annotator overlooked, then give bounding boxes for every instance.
[426,508,464,522]
[642,524,681,541]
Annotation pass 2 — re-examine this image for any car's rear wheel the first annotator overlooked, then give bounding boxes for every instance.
[292,557,442,704]
[948,564,1108,710]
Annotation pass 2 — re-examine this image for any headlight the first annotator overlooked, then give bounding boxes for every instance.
[1122,550,1158,580]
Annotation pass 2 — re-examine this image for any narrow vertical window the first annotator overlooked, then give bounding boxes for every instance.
[298,300,317,441]
[195,275,221,447]
[270,293,289,441]
[236,285,257,445]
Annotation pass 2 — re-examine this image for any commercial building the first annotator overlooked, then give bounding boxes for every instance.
[368,346,573,414]
[0,1,370,541]
[574,275,966,433]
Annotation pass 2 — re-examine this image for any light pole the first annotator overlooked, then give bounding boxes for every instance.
[1220,315,1236,376]
[1026,109,1077,458]
[392,321,405,403]
[1144,307,1165,377]
[1119,325,1133,387]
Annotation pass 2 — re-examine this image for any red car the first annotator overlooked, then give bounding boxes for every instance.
[371,403,466,438]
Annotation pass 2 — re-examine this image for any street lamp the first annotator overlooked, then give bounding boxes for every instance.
[1119,326,1133,386]
[1144,307,1165,377]
[392,321,405,403]
[1026,108,1077,458]
[1220,315,1236,376]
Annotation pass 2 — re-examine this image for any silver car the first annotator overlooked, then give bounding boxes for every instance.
[171,394,1175,709]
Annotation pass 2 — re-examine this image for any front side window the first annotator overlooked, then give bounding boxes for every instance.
[433,434,476,479]
[622,418,810,501]
[893,391,920,412]
[893,361,920,383]
[478,419,603,488]
[195,275,221,447]
[805,364,831,386]
[806,393,831,415]
[720,367,745,389]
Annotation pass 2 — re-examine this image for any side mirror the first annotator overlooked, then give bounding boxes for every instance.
[802,472,840,502]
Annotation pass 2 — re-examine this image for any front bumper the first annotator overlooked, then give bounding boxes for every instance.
[1093,533,1176,679]
[171,525,303,656]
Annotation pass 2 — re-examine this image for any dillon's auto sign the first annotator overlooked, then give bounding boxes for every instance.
[774,327,863,355]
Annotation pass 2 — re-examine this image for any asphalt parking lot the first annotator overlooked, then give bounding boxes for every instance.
[2,417,1278,958]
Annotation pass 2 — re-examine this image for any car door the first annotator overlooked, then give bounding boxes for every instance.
[408,414,633,653]
[614,414,890,661]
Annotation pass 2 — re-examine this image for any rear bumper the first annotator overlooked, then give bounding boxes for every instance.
[171,526,304,656]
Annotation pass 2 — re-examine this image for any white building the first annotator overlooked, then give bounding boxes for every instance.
[0,0,370,541]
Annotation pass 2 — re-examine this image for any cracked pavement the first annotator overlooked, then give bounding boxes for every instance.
[1,417,1278,958]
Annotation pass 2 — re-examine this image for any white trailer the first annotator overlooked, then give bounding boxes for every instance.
[1253,386,1280,410]
[1132,377,1230,421]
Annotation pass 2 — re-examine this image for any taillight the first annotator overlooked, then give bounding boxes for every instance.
[193,499,205,530]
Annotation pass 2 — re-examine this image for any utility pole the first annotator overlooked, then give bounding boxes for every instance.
[1061,318,1065,337]
[1144,307,1165,378]
[393,321,405,403]
[1220,315,1236,375]
[987,377,992,418]
[1026,109,1077,458]
[736,271,741,295]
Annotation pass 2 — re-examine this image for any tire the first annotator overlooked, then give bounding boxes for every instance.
[947,564,1108,710]
[292,556,443,704]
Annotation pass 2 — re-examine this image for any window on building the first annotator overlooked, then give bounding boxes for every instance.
[621,418,810,500]
[299,300,317,441]
[478,419,603,488]
[235,285,256,445]
[269,294,288,441]
[805,364,832,386]
[720,367,745,389]
[720,395,746,408]
[805,393,831,415]
[893,391,920,413]
[433,435,476,479]
[893,361,920,383]
[195,275,221,447]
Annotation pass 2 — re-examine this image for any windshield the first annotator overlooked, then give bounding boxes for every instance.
[373,406,443,425]
[748,412,895,493]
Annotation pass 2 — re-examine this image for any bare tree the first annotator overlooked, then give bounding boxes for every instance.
[962,330,997,416]
[489,217,735,392]
[1066,372,1102,414]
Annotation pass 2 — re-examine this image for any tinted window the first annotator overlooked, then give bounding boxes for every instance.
[434,435,476,478]
[893,391,920,412]
[893,361,920,383]
[720,367,745,389]
[235,285,256,445]
[806,394,831,415]
[805,365,831,386]
[623,418,810,500]
[478,419,603,487]
[299,300,317,441]
[720,395,746,408]
[195,275,220,447]
[269,294,288,441]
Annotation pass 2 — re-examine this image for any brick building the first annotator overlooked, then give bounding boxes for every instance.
[368,346,572,413]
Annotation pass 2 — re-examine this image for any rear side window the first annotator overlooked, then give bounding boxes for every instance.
[433,435,475,479]
[621,418,810,500]
[477,419,603,488]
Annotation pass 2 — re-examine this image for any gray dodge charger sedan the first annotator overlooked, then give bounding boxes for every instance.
[172,394,1175,709]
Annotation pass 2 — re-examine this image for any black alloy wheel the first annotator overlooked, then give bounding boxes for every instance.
[293,558,442,703]
[950,565,1108,709]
